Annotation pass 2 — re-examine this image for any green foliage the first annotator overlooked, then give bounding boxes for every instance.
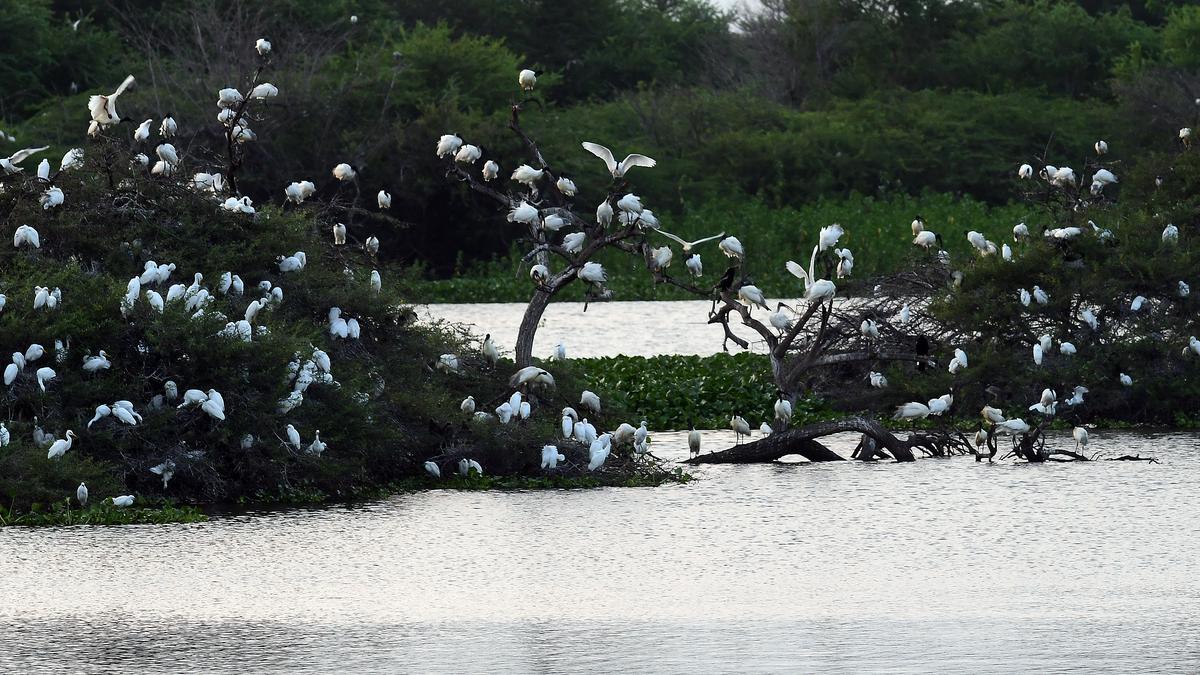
[1162,5,1200,68]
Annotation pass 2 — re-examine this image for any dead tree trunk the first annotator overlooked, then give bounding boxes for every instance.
[515,287,553,367]
[686,417,916,464]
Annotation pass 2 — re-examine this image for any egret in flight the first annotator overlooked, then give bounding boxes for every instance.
[580,142,656,178]
[653,229,724,253]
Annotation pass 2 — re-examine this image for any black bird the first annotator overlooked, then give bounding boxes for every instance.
[915,335,929,372]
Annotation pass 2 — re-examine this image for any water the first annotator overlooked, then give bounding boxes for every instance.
[6,302,1200,671]
[4,430,1199,672]
[420,299,784,358]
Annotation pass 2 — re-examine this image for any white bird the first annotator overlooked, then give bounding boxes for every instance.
[436,353,460,373]
[654,229,724,253]
[774,396,792,425]
[1131,295,1146,312]
[77,482,88,506]
[1119,373,1133,387]
[869,371,888,389]
[786,244,836,303]
[1060,342,1077,356]
[835,248,854,277]
[510,164,543,186]
[616,193,643,214]
[256,37,272,55]
[217,87,244,109]
[683,253,703,278]
[250,83,278,100]
[60,148,84,172]
[35,366,56,392]
[1180,281,1191,298]
[995,419,1030,436]
[587,436,611,471]
[111,495,135,507]
[1073,426,1089,453]
[552,342,567,361]
[88,404,112,428]
[596,199,614,226]
[496,402,514,424]
[967,230,987,252]
[82,351,111,373]
[718,236,744,259]
[41,186,64,210]
[285,180,316,204]
[332,163,356,181]
[737,284,769,311]
[1092,169,1117,186]
[436,134,463,158]
[88,75,135,127]
[1,146,49,175]
[541,444,565,469]
[365,236,380,255]
[13,224,40,249]
[1032,286,1049,305]
[1065,386,1089,406]
[424,461,441,478]
[285,424,301,449]
[1162,224,1179,244]
[1032,343,1043,366]
[160,116,177,138]
[818,224,844,251]
[307,431,326,456]
[688,428,701,458]
[482,160,499,181]
[1018,163,1033,179]
[454,144,481,164]
[1001,243,1013,261]
[508,201,539,225]
[580,142,656,178]
[35,158,50,181]
[911,216,925,235]
[561,414,574,439]
[730,415,752,443]
[580,390,601,415]
[134,119,153,143]
[579,262,607,285]
[913,230,939,248]
[509,366,555,389]
[519,69,537,91]
[201,389,226,420]
[46,430,76,459]
[1013,222,1029,239]
[332,222,347,245]
[460,396,476,414]
[555,176,577,196]
[928,393,953,415]
[894,402,930,420]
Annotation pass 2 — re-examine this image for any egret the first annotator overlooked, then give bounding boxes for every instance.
[835,248,854,277]
[111,495,135,507]
[508,201,539,224]
[580,390,601,415]
[509,366,555,389]
[1072,426,1089,454]
[654,229,724,253]
[981,405,1005,426]
[255,37,272,55]
[1032,286,1049,305]
[616,193,643,214]
[519,69,537,91]
[556,176,577,196]
[561,414,574,439]
[1179,281,1191,298]
[911,216,925,235]
[370,270,381,292]
[818,223,844,251]
[1162,224,1179,244]
[1018,288,1031,307]
[250,83,278,100]
[688,427,701,458]
[579,262,607,285]
[1119,373,1133,386]
[217,87,243,109]
[424,461,441,478]
[893,402,931,420]
[46,430,76,459]
[596,199,614,226]
[928,392,953,415]
[786,244,836,303]
[77,482,88,506]
[436,354,460,373]
[88,404,112,429]
[13,225,40,249]
[530,264,550,284]
[1032,343,1043,366]
[869,371,888,389]
[510,164,543,186]
[285,180,316,203]
[88,75,135,127]
[542,214,566,231]
[307,431,326,456]
[1131,295,1146,312]
[730,415,751,443]
[580,142,656,178]
[774,395,793,426]
[332,222,346,245]
[82,351,111,373]
[377,190,392,209]
[737,284,768,310]
[35,366,56,392]
[718,236,744,259]
[587,436,611,471]
[1093,169,1117,187]
[201,389,226,420]
[454,144,481,164]
[1065,386,1089,406]
[332,163,356,181]
[552,342,567,361]
[1013,222,1029,240]
[365,236,379,255]
[995,419,1030,436]
[482,160,499,181]
[913,231,940,248]
[150,460,176,487]
[41,186,64,210]
[0,146,46,175]
[60,147,84,171]
[1018,163,1033,179]
[541,444,565,469]
[436,134,462,158]
[495,402,514,424]
[562,232,586,255]
[769,304,793,332]
[285,424,301,449]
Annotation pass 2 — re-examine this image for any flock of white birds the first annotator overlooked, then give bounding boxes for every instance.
[1,37,405,509]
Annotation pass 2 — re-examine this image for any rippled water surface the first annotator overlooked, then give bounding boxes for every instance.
[4,430,1199,673]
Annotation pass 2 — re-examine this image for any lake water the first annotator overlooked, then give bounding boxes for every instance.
[4,302,1199,672]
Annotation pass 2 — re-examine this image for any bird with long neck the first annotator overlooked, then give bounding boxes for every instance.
[786,244,836,303]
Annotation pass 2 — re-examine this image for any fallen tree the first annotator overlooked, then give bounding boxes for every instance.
[684,417,915,464]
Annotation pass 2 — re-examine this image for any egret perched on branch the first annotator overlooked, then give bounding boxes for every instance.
[1018,164,1033,179]
[511,164,543,186]
[377,190,391,209]
[46,430,76,459]
[786,245,836,303]
[737,284,769,310]
[1013,222,1029,239]
[556,176,577,196]
[436,134,462,158]
[332,163,356,181]
[580,142,656,178]
[519,69,537,91]
[454,144,481,164]
[718,236,744,259]
[482,160,499,181]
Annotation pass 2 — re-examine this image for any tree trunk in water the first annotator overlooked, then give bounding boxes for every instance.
[515,288,553,368]
[686,417,916,464]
